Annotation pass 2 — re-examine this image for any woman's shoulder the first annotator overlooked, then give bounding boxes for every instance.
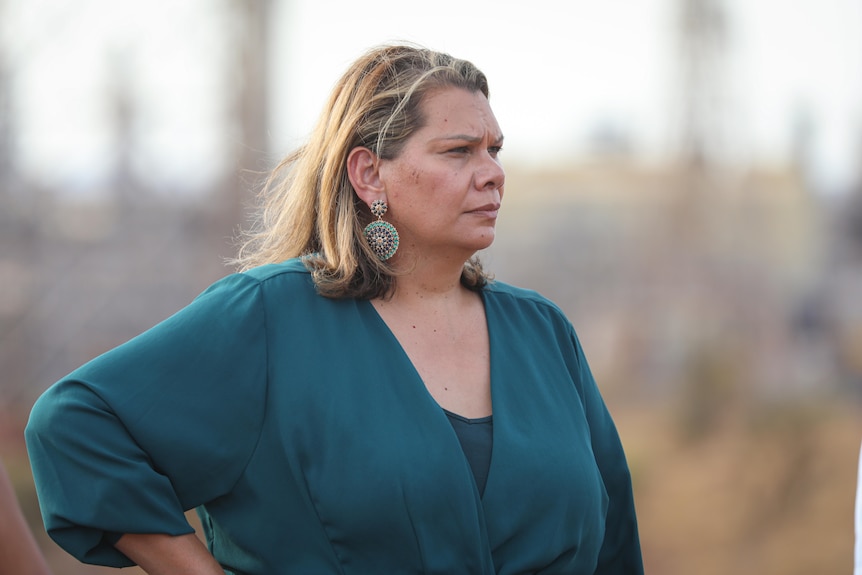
[240,257,312,283]
[202,258,312,292]
[191,258,315,309]
[483,279,576,334]
[484,279,566,314]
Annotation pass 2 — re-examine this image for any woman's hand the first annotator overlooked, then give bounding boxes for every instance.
[115,532,224,575]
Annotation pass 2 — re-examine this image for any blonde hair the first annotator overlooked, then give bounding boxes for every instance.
[233,43,493,299]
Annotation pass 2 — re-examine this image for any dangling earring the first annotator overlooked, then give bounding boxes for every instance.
[363,199,399,261]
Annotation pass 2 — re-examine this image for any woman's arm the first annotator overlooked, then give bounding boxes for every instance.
[26,274,268,565]
[568,331,644,575]
[115,533,224,575]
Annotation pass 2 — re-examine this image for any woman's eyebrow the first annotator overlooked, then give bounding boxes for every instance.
[432,134,505,144]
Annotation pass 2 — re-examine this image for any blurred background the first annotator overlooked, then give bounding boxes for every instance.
[1,0,861,573]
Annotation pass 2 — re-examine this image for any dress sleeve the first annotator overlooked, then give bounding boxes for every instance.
[569,328,644,575]
[25,273,268,567]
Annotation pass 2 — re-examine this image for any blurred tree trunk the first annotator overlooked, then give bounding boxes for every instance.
[229,0,272,229]
[0,0,12,199]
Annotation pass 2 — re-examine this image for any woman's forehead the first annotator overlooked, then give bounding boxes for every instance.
[417,88,502,138]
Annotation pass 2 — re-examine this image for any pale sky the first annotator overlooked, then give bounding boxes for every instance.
[2,0,861,195]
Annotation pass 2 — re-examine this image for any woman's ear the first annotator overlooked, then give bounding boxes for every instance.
[347,146,385,206]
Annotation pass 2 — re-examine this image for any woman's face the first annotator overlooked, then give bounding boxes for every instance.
[378,87,505,261]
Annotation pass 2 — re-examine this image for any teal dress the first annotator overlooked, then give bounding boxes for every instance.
[26,258,643,574]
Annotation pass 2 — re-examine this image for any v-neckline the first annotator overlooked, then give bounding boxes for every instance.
[360,292,499,501]
[363,292,494,418]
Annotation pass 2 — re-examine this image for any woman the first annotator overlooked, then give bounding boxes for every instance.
[26,44,643,574]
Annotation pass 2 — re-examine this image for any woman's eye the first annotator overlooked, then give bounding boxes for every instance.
[448,147,469,154]
[489,146,503,157]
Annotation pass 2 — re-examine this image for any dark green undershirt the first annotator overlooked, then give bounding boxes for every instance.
[443,409,493,497]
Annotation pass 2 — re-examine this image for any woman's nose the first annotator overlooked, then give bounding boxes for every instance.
[476,153,505,191]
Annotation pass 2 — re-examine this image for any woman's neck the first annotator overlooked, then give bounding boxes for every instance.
[384,251,471,305]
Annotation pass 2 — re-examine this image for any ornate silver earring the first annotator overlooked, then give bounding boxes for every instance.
[363,199,399,261]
